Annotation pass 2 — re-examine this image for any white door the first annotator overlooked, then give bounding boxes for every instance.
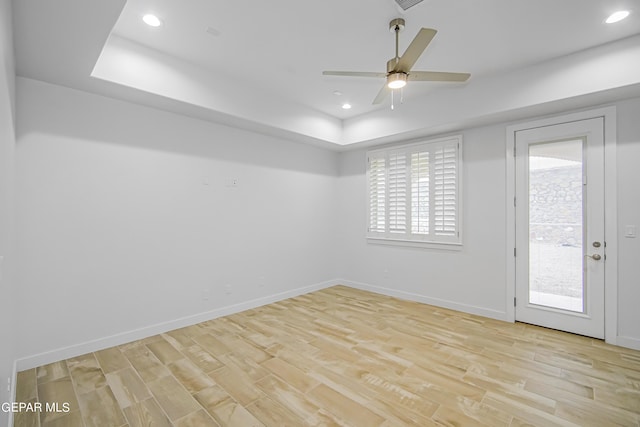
[515,118,605,338]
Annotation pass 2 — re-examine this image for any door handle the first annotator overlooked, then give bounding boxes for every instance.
[585,254,602,261]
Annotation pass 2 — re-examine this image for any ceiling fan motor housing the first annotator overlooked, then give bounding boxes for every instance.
[387,58,400,73]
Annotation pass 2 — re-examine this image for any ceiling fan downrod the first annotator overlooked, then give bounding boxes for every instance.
[389,18,405,69]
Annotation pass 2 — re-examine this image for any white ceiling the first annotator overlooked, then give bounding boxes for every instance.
[12,0,640,148]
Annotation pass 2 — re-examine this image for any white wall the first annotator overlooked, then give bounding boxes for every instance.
[15,78,339,362]
[12,79,640,369]
[0,0,16,423]
[615,97,640,347]
[337,99,640,345]
[337,124,510,320]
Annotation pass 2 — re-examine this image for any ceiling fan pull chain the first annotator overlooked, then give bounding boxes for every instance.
[391,90,395,110]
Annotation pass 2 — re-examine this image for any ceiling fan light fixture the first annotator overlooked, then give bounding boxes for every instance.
[387,73,407,89]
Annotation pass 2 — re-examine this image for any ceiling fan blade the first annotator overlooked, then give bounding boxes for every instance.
[322,71,387,78]
[372,84,390,104]
[395,28,437,72]
[409,71,471,82]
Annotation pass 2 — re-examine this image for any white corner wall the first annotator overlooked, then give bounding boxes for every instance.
[0,0,16,424]
[337,99,640,347]
[15,77,340,365]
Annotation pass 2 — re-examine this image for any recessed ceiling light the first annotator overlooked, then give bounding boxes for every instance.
[342,103,352,110]
[333,91,343,96]
[143,14,163,27]
[606,10,630,24]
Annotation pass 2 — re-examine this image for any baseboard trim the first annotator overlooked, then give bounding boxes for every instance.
[13,278,640,372]
[616,335,640,351]
[340,279,509,322]
[15,279,339,371]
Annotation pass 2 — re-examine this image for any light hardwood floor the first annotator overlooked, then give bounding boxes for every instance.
[13,286,640,427]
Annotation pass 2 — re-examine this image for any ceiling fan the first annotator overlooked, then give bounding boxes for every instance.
[323,18,470,105]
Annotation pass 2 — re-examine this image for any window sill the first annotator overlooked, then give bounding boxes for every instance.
[366,237,463,251]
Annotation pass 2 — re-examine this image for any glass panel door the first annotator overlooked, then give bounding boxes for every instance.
[514,117,605,339]
[528,139,584,312]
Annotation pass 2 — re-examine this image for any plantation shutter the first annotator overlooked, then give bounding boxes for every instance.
[388,151,407,234]
[367,136,461,245]
[410,150,429,235]
[368,153,386,234]
[434,141,458,237]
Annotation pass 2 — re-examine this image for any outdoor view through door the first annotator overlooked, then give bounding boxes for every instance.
[515,118,605,339]
[528,139,584,312]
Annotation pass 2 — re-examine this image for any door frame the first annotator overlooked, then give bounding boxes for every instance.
[505,106,618,345]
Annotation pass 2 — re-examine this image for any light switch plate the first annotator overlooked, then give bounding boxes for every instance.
[625,225,637,238]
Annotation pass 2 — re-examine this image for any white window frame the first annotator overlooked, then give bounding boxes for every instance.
[366,135,463,249]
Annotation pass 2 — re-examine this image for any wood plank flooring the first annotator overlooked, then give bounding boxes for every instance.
[13,286,640,426]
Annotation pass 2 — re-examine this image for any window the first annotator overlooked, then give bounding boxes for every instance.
[367,135,462,247]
